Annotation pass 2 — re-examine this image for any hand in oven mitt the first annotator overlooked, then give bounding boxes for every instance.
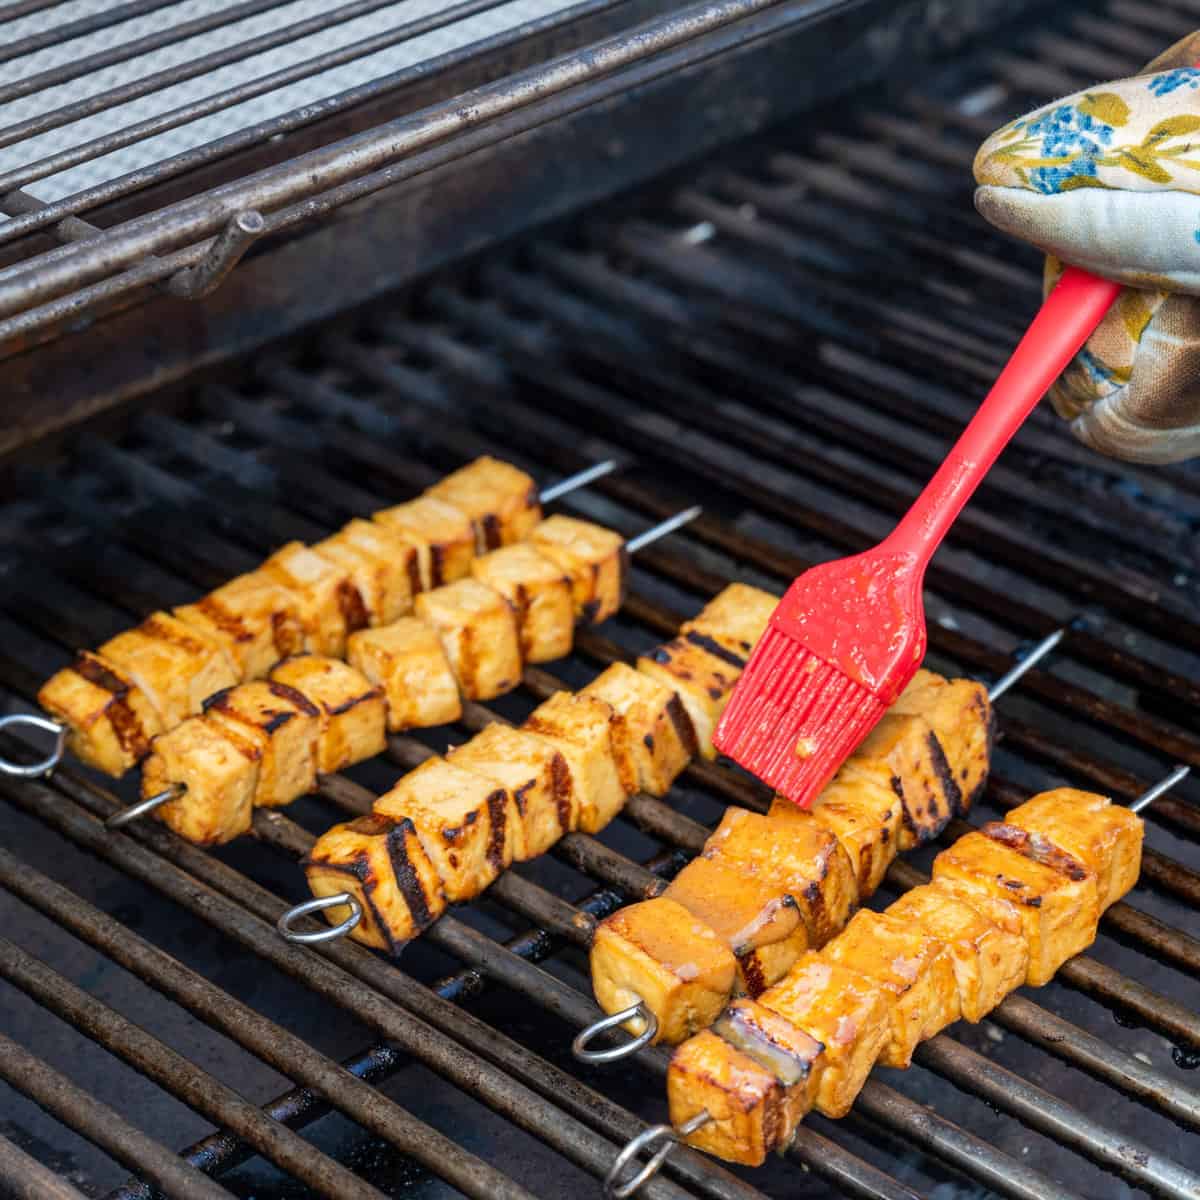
[973,31,1200,464]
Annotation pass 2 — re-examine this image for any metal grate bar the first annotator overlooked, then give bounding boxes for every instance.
[0,1130,89,1200]
[0,0,184,68]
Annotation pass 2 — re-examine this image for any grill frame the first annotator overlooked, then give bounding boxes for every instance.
[1,1,1200,1197]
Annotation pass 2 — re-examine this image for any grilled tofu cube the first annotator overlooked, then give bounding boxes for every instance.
[887,884,1028,1021]
[798,757,903,896]
[303,813,446,953]
[203,681,318,808]
[932,827,1100,986]
[175,571,305,680]
[667,855,808,997]
[375,756,519,900]
[530,515,627,623]
[679,583,777,664]
[591,897,737,1044]
[705,808,858,947]
[142,716,258,845]
[315,519,420,626]
[414,578,522,701]
[262,541,363,658]
[523,691,635,833]
[857,712,959,850]
[822,910,959,1067]
[637,637,740,760]
[582,662,698,796]
[347,619,461,731]
[268,655,385,774]
[426,456,541,551]
[99,612,237,730]
[38,652,164,776]
[447,723,572,858]
[1006,788,1142,912]
[374,495,475,589]
[892,670,993,811]
[714,998,824,1132]
[760,953,890,1118]
[470,544,573,663]
[668,1031,788,1167]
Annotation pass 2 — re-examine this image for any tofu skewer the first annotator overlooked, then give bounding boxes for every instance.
[607,776,1174,1192]
[284,578,779,947]
[105,507,698,841]
[22,457,613,782]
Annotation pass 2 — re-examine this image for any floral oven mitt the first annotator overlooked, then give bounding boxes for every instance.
[974,32,1200,463]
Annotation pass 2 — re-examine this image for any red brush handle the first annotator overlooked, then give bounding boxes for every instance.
[882,266,1122,564]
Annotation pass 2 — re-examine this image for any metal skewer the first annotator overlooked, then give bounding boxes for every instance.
[602,756,1193,1198]
[105,782,186,830]
[572,626,1068,1066]
[538,459,618,503]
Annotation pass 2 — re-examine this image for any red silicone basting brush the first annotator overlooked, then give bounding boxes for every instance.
[714,265,1123,807]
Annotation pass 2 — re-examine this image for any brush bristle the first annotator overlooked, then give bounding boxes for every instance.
[714,629,888,807]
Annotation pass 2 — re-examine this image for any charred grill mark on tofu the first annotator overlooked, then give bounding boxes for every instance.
[550,751,572,832]
[72,654,154,760]
[327,686,384,715]
[195,597,252,644]
[387,817,436,931]
[270,610,304,656]
[684,631,747,671]
[406,554,423,599]
[430,545,447,589]
[481,513,501,551]
[485,788,509,871]
[513,780,533,817]
[267,680,320,717]
[666,693,700,760]
[262,710,294,734]
[336,579,370,634]
[737,950,767,998]
[927,732,962,821]
[983,822,1090,882]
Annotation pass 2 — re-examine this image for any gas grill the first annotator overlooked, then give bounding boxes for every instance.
[1,1,1199,1197]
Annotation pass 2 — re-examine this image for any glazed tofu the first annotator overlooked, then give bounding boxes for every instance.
[99,612,237,729]
[38,652,164,776]
[315,518,420,626]
[714,999,823,1130]
[426,456,541,551]
[303,813,446,953]
[262,541,362,658]
[822,910,959,1067]
[374,495,475,589]
[857,712,958,850]
[591,897,737,1044]
[470,544,574,663]
[800,757,903,896]
[637,637,741,760]
[447,723,572,858]
[582,663,697,796]
[203,680,319,808]
[666,855,808,997]
[142,716,258,845]
[887,884,1028,1022]
[704,808,858,947]
[761,953,890,1118]
[932,827,1100,986]
[375,756,520,900]
[668,1031,788,1167]
[347,619,461,730]
[523,691,635,833]
[530,515,627,623]
[679,583,777,665]
[175,570,305,680]
[891,670,993,811]
[1006,788,1142,912]
[269,655,386,774]
[414,578,522,700]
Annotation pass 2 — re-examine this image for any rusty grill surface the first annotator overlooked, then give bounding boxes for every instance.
[2,0,1200,1197]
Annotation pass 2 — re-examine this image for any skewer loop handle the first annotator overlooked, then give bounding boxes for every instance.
[0,714,66,778]
[277,893,362,943]
[572,1002,658,1064]
[605,1111,710,1199]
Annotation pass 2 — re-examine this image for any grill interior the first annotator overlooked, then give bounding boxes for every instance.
[2,1,1200,1198]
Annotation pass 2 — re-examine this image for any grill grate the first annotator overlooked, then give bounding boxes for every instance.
[2,0,1200,1197]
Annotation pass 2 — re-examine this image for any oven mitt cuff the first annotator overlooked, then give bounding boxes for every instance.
[971,30,1200,463]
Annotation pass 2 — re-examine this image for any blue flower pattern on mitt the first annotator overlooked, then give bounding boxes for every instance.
[1015,104,1114,193]
[1147,68,1200,97]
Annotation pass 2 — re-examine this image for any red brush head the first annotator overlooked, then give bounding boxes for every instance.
[714,549,928,806]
